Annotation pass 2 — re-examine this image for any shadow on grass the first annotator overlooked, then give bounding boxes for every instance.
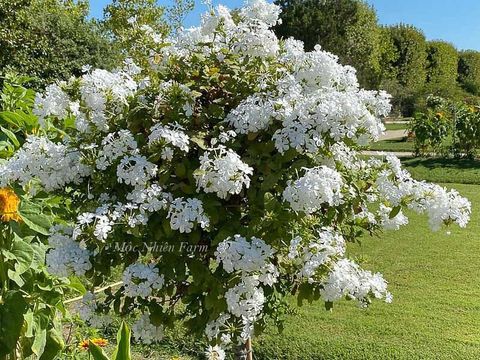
[402,157,480,184]
[403,157,480,170]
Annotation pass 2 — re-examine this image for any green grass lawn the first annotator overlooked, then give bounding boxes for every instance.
[255,183,480,359]
[384,123,409,131]
[369,139,414,152]
[403,158,480,184]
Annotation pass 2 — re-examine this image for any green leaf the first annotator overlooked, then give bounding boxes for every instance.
[89,342,110,360]
[19,200,52,235]
[67,277,87,295]
[32,328,47,357]
[11,234,34,275]
[0,291,28,356]
[112,322,131,360]
[0,126,20,147]
[389,205,401,219]
[39,328,64,360]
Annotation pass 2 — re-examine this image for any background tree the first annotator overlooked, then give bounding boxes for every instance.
[381,24,427,115]
[103,0,168,45]
[458,50,480,96]
[425,41,458,97]
[0,0,116,88]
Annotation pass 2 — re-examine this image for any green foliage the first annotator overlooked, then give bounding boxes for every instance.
[0,217,77,359]
[426,41,458,95]
[382,24,427,115]
[458,50,480,95]
[0,0,116,88]
[0,73,39,158]
[0,74,82,360]
[411,95,480,158]
[102,0,169,68]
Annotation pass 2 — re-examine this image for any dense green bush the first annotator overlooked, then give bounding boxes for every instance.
[411,95,480,158]
[0,0,118,88]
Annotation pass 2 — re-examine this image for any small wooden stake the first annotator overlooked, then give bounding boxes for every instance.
[236,337,253,360]
[245,338,253,360]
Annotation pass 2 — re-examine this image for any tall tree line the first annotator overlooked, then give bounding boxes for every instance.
[274,0,480,116]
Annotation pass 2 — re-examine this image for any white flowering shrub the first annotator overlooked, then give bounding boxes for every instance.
[0,0,472,357]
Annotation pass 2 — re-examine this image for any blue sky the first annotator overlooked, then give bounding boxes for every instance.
[89,0,480,51]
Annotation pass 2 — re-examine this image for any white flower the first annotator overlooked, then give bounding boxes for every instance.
[122,263,165,298]
[226,94,274,134]
[148,123,190,152]
[132,313,164,344]
[378,204,409,230]
[205,345,226,360]
[283,166,343,214]
[167,197,210,233]
[0,136,91,191]
[320,259,390,305]
[117,155,157,186]
[215,235,278,285]
[288,228,346,283]
[225,275,265,323]
[46,226,91,277]
[96,130,138,170]
[33,84,70,127]
[195,146,253,199]
[93,215,113,241]
[74,292,112,328]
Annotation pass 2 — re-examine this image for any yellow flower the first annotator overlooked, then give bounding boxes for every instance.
[435,112,444,119]
[79,340,90,350]
[0,187,21,223]
[79,337,108,350]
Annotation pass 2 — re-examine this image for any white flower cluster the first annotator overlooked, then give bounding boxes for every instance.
[195,146,253,199]
[283,166,343,214]
[79,67,138,131]
[167,197,210,233]
[46,226,91,277]
[225,94,274,134]
[320,259,393,305]
[148,122,190,160]
[0,136,90,191]
[3,0,472,355]
[122,263,165,298]
[376,154,471,231]
[116,155,157,186]
[132,313,164,344]
[205,313,232,345]
[215,234,278,285]
[96,130,138,170]
[225,275,265,340]
[378,204,409,230]
[212,235,278,343]
[205,345,226,360]
[33,84,71,127]
[287,228,346,283]
[74,292,112,328]
[77,184,171,241]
